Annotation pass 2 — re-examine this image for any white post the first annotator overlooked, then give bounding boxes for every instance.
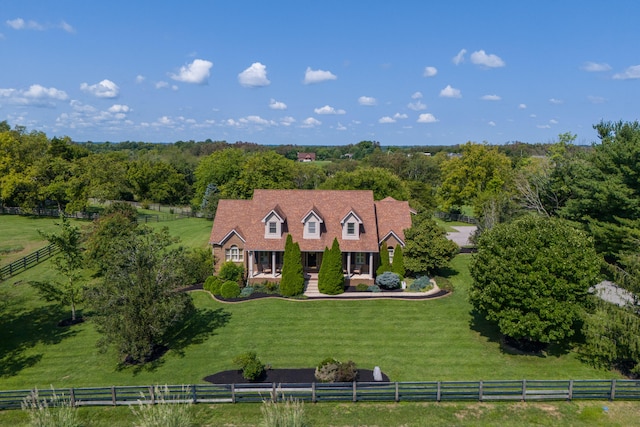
[369,252,374,277]
[248,251,253,277]
[347,252,351,275]
[272,251,276,277]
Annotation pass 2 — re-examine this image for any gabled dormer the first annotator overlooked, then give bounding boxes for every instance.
[301,207,323,239]
[341,209,363,240]
[262,205,286,239]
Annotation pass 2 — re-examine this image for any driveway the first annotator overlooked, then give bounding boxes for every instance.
[446,226,477,247]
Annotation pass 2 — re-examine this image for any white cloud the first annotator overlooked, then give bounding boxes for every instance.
[238,62,271,87]
[411,91,423,99]
[301,117,321,128]
[470,50,505,68]
[453,49,467,65]
[80,79,119,98]
[407,100,426,111]
[239,115,275,126]
[155,81,169,89]
[108,104,131,113]
[417,113,438,123]
[314,105,345,115]
[170,59,213,84]
[70,100,96,113]
[488,121,496,126]
[24,84,68,100]
[439,85,462,98]
[269,98,287,110]
[581,61,611,72]
[336,122,347,131]
[60,21,75,33]
[529,114,537,118]
[280,116,296,126]
[423,66,437,77]
[549,98,563,104]
[379,116,396,124]
[588,95,606,104]
[304,67,337,84]
[481,94,501,101]
[358,96,377,106]
[6,18,44,31]
[549,119,558,124]
[613,65,640,80]
[394,113,408,119]
[136,75,145,84]
[518,103,527,109]
[537,124,551,129]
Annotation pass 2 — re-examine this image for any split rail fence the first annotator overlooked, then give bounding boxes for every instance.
[0,243,58,280]
[2,379,640,410]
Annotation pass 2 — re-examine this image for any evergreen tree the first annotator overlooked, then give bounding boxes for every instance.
[376,241,391,275]
[280,234,305,296]
[319,238,344,295]
[392,244,405,278]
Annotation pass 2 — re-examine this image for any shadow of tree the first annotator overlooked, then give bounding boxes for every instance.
[130,307,231,374]
[0,304,78,377]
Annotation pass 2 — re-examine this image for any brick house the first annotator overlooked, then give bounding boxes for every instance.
[297,152,316,162]
[209,189,413,284]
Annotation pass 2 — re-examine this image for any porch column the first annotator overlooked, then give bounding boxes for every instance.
[347,252,351,275]
[369,252,374,278]
[248,251,254,277]
[271,251,276,277]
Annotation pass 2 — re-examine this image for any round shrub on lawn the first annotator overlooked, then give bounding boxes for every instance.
[409,276,433,292]
[367,284,381,293]
[204,275,223,295]
[355,283,369,292]
[375,271,401,290]
[240,286,254,297]
[220,281,241,298]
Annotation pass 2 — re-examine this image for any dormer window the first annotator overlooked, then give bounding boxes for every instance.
[302,208,323,239]
[341,209,363,240]
[262,208,285,239]
[268,221,277,235]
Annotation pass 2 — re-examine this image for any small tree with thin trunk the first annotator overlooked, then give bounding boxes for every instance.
[30,214,85,323]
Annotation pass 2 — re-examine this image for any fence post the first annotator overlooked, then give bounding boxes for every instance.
[522,379,526,401]
[395,382,399,402]
[69,388,75,407]
[478,381,483,401]
[352,381,357,402]
[312,382,316,403]
[149,386,155,404]
[192,385,198,403]
[231,384,236,403]
[568,380,573,401]
[610,379,616,401]
[436,381,441,402]
[111,386,116,406]
[272,383,276,402]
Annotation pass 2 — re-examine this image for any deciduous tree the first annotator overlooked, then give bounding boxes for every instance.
[403,213,458,276]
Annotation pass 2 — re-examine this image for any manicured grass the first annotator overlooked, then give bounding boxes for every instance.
[0,254,616,391]
[145,217,212,249]
[0,400,636,426]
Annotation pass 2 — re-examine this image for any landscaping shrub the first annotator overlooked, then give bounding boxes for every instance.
[220,281,241,298]
[314,358,358,382]
[233,351,265,381]
[130,385,193,427]
[21,388,79,427]
[260,397,307,427]
[376,241,392,275]
[318,238,344,295]
[355,283,369,292]
[434,276,453,292]
[253,281,280,295]
[376,271,401,290]
[408,276,433,292]
[391,244,405,279]
[218,261,244,284]
[204,275,223,295]
[281,234,305,297]
[240,286,254,297]
[183,247,214,285]
[367,284,381,293]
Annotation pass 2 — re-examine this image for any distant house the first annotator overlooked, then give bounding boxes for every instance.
[297,152,316,162]
[209,190,413,284]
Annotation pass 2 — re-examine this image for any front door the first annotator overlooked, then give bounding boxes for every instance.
[306,252,318,270]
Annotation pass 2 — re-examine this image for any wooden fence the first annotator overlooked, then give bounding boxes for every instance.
[1,206,197,223]
[2,379,639,410]
[434,211,477,224]
[0,243,59,280]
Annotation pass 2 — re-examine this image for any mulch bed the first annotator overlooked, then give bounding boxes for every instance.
[204,368,390,384]
[215,289,449,302]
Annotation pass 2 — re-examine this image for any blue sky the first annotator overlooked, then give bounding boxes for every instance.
[1,1,639,146]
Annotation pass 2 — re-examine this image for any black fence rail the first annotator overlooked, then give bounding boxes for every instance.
[2,379,639,410]
[434,211,477,224]
[0,243,59,280]
[1,206,100,220]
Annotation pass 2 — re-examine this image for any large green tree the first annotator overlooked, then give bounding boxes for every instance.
[320,167,409,200]
[403,213,458,276]
[87,227,194,364]
[280,234,305,297]
[318,238,344,295]
[469,215,601,348]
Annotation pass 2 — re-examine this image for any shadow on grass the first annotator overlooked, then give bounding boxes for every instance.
[469,309,573,358]
[129,307,231,374]
[0,304,79,378]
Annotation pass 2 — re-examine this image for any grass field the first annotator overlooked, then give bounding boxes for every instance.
[0,400,636,426]
[0,214,633,424]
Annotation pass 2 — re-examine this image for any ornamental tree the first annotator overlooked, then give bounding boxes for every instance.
[403,212,458,276]
[469,215,601,348]
[280,234,305,297]
[391,244,405,278]
[376,241,391,275]
[318,238,344,295]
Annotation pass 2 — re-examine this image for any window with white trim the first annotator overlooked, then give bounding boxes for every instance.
[268,221,277,234]
[347,222,356,236]
[308,221,316,234]
[355,252,366,265]
[388,246,394,263]
[225,245,243,262]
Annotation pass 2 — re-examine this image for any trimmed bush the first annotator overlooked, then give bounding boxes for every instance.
[281,234,305,297]
[391,244,405,279]
[434,276,453,292]
[240,286,254,297]
[376,271,401,290]
[318,238,345,295]
[314,358,358,383]
[204,275,223,295]
[408,276,433,292]
[335,360,358,382]
[355,283,369,292]
[376,241,391,276]
[220,281,241,298]
[218,261,244,284]
[367,284,381,292]
[233,351,265,381]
